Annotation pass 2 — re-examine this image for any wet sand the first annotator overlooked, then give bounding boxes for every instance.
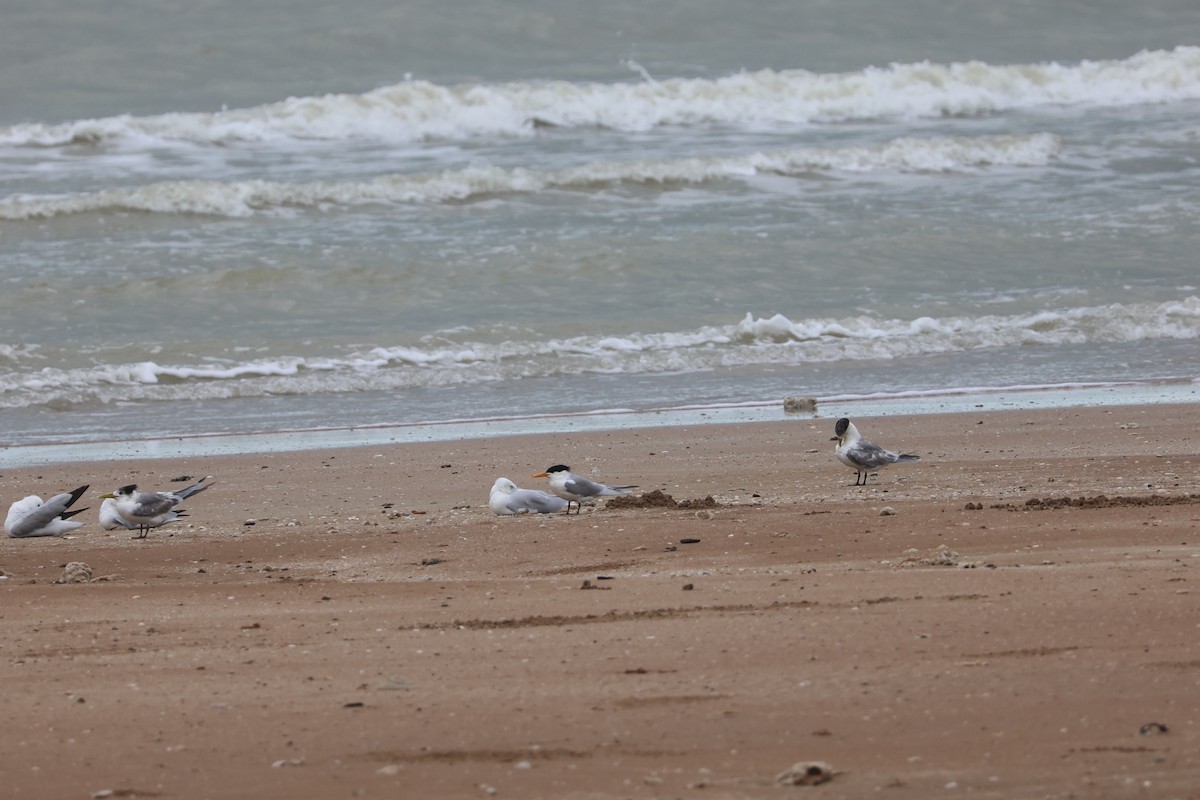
[2,404,1198,799]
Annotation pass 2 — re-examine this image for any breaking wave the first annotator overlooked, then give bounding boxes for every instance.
[3,48,1198,148]
[0,133,1059,219]
[2,297,1196,410]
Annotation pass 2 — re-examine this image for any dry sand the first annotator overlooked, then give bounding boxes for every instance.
[1,404,1198,799]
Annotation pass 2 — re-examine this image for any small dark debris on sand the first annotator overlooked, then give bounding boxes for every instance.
[605,490,723,510]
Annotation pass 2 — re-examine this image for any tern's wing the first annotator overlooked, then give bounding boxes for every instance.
[512,489,568,514]
[843,440,901,469]
[128,491,180,518]
[174,476,214,500]
[565,474,632,498]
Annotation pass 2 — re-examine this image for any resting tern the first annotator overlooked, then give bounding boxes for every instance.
[99,475,213,538]
[531,464,637,514]
[831,418,919,486]
[489,477,569,515]
[4,485,90,538]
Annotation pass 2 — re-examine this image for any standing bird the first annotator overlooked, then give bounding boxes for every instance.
[98,497,191,532]
[99,476,214,539]
[531,464,637,514]
[489,477,570,515]
[831,418,919,486]
[5,485,89,538]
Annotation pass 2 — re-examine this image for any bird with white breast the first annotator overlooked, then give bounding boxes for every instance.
[831,418,919,486]
[5,485,90,538]
[531,464,637,514]
[99,476,214,539]
[489,477,570,515]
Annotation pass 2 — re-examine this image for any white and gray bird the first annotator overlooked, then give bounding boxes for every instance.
[531,464,637,514]
[489,477,570,516]
[98,498,141,531]
[98,497,190,532]
[5,485,90,538]
[99,476,214,538]
[831,418,919,486]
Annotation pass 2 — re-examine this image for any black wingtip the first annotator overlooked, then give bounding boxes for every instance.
[65,485,89,508]
[60,506,91,520]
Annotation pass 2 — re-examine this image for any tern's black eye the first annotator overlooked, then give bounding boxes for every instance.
[834,418,850,436]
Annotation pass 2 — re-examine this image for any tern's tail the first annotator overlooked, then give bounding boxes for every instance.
[896,454,920,462]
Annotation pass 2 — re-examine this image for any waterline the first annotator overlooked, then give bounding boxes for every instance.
[3,379,1195,468]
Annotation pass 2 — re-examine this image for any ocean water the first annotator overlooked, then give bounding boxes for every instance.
[2,0,1199,453]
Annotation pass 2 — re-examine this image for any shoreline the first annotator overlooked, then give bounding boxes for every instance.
[3,377,1197,468]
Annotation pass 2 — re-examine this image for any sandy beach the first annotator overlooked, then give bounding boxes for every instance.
[2,404,1198,799]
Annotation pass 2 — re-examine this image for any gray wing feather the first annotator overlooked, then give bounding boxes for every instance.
[505,489,567,514]
[564,475,636,498]
[6,490,85,537]
[845,440,903,469]
[131,492,179,517]
[7,496,60,537]
[521,490,568,514]
[563,476,607,498]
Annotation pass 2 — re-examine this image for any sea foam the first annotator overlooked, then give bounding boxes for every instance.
[2,48,1197,149]
[0,133,1060,219]
[2,298,1196,410]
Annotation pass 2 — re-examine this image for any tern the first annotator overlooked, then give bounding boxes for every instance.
[831,418,919,485]
[531,464,637,514]
[489,477,570,515]
[4,485,90,538]
[98,497,189,532]
[99,475,213,538]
